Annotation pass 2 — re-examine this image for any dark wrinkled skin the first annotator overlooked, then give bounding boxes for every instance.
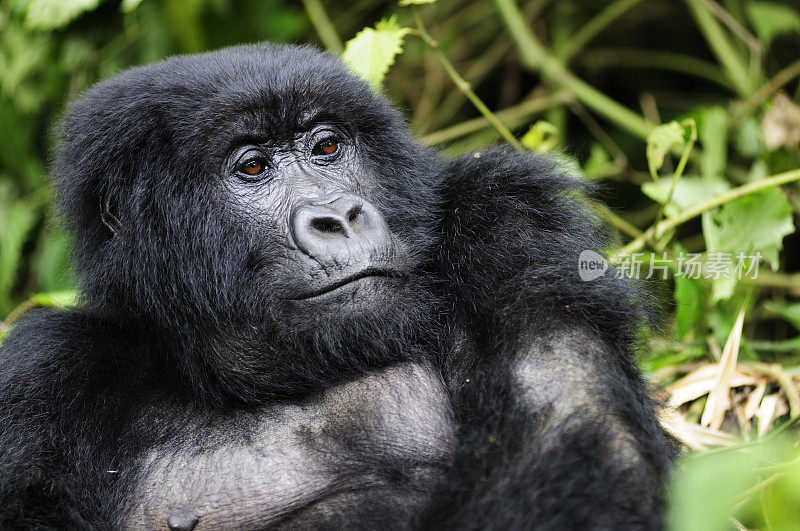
[0,44,674,530]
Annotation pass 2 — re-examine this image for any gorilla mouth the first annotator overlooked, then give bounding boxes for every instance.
[291,269,408,300]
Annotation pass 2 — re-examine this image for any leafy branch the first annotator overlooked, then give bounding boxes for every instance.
[614,168,800,259]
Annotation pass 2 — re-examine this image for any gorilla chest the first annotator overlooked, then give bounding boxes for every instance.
[126,362,455,529]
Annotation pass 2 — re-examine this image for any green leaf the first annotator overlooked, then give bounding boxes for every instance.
[342,17,409,91]
[641,177,730,215]
[702,187,794,270]
[700,187,793,302]
[646,121,685,177]
[399,0,437,5]
[520,121,558,152]
[746,1,800,48]
[25,0,103,30]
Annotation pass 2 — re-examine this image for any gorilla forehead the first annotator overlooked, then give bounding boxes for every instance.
[87,44,395,148]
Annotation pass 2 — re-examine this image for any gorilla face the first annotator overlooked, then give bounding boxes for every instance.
[196,61,439,341]
[55,45,443,400]
[220,116,411,309]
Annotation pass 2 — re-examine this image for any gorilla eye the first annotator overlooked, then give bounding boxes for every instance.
[235,155,268,179]
[312,137,339,157]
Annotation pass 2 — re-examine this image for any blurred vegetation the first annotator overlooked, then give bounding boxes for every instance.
[2,0,800,528]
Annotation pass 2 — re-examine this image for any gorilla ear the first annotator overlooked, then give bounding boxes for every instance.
[99,188,123,236]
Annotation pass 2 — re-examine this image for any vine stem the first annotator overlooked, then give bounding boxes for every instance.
[494,0,653,139]
[421,92,571,146]
[741,271,800,295]
[581,48,732,89]
[651,120,698,238]
[413,8,524,152]
[686,0,752,96]
[301,0,343,54]
[559,0,643,63]
[614,168,800,259]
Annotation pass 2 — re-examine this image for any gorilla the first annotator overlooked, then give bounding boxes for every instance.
[0,44,673,529]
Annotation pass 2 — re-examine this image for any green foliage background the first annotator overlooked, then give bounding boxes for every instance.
[2,0,800,528]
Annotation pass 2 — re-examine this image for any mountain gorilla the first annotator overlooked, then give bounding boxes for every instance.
[0,44,673,529]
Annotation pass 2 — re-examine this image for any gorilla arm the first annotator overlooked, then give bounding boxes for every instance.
[427,150,674,529]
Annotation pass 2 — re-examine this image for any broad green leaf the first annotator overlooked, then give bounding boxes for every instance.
[399,0,437,5]
[700,188,793,302]
[521,121,558,152]
[646,121,685,177]
[641,176,729,216]
[25,0,102,30]
[702,187,794,270]
[342,17,409,91]
[746,1,800,48]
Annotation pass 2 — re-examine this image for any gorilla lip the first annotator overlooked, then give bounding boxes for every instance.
[291,268,408,300]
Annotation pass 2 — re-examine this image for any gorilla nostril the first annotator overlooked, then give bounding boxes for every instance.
[311,216,346,236]
[347,205,362,225]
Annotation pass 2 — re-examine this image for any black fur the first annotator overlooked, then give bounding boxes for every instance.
[0,44,673,529]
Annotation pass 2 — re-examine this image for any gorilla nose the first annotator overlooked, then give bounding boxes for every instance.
[291,195,391,263]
